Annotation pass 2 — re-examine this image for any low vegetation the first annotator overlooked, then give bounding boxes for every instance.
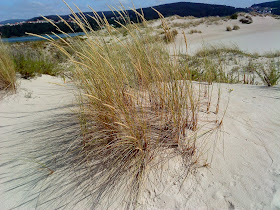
[226,25,240,31]
[240,15,253,24]
[189,29,202,34]
[181,45,280,86]
[233,25,240,30]
[163,29,178,42]
[171,18,205,28]
[0,41,16,91]
[256,61,280,86]
[11,42,66,79]
[3,8,280,210]
[226,26,232,31]
[15,5,223,209]
[230,13,238,19]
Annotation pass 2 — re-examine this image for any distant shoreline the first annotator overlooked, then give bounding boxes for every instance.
[1,32,85,43]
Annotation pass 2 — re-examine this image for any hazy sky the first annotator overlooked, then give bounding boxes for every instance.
[0,0,273,22]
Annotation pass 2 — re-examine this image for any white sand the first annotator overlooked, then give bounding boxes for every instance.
[165,15,280,55]
[1,15,280,209]
[0,75,76,209]
[141,84,280,209]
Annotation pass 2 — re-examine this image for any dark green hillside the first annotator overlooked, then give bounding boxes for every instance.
[253,1,280,7]
[30,2,245,22]
[1,2,245,38]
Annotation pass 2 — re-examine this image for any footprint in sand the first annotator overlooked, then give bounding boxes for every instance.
[271,189,280,210]
[230,174,241,187]
[270,166,280,177]
[212,190,231,200]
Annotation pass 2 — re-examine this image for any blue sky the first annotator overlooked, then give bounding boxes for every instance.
[0,0,272,22]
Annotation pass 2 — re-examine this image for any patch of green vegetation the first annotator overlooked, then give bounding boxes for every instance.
[256,61,280,86]
[172,19,205,29]
[189,29,202,34]
[10,40,72,79]
[195,46,246,57]
[163,29,178,43]
[226,26,232,31]
[0,41,16,91]
[11,45,62,79]
[230,13,238,19]
[180,45,280,86]
[240,16,253,24]
[232,25,240,30]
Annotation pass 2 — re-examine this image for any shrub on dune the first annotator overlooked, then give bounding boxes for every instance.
[256,61,280,86]
[22,4,222,209]
[0,41,16,91]
[12,46,62,79]
[240,15,253,24]
[233,25,240,30]
[230,13,238,19]
[163,29,178,42]
[226,26,232,31]
[189,29,202,34]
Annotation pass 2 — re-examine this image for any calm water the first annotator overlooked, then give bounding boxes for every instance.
[1,32,85,43]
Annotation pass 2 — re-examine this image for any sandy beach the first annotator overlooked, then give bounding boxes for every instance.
[164,15,280,54]
[1,15,280,209]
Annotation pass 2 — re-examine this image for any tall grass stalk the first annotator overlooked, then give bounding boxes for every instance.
[25,3,221,208]
[0,41,16,91]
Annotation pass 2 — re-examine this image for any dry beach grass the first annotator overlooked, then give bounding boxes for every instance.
[0,4,224,209]
[1,6,280,210]
[43,7,222,208]
[0,41,16,92]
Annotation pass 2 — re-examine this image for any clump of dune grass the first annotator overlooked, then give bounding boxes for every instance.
[12,45,63,79]
[181,45,256,84]
[256,61,280,86]
[0,41,16,91]
[226,26,232,31]
[184,45,280,85]
[189,29,202,34]
[181,53,230,84]
[232,25,240,30]
[230,13,238,19]
[163,29,178,42]
[195,45,248,57]
[171,18,205,29]
[204,16,223,25]
[17,4,222,209]
[240,15,253,24]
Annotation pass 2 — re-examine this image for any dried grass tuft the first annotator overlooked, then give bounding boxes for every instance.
[4,3,223,209]
[0,41,16,92]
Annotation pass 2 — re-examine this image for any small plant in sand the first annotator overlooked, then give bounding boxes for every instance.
[232,25,240,30]
[226,26,232,31]
[256,61,280,86]
[163,28,178,42]
[189,29,202,34]
[240,15,253,24]
[230,13,238,19]
[0,41,16,91]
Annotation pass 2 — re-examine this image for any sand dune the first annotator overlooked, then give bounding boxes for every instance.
[164,15,280,54]
[0,76,76,209]
[141,84,280,209]
[1,15,280,209]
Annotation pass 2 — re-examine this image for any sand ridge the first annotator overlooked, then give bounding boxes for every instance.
[1,14,280,209]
